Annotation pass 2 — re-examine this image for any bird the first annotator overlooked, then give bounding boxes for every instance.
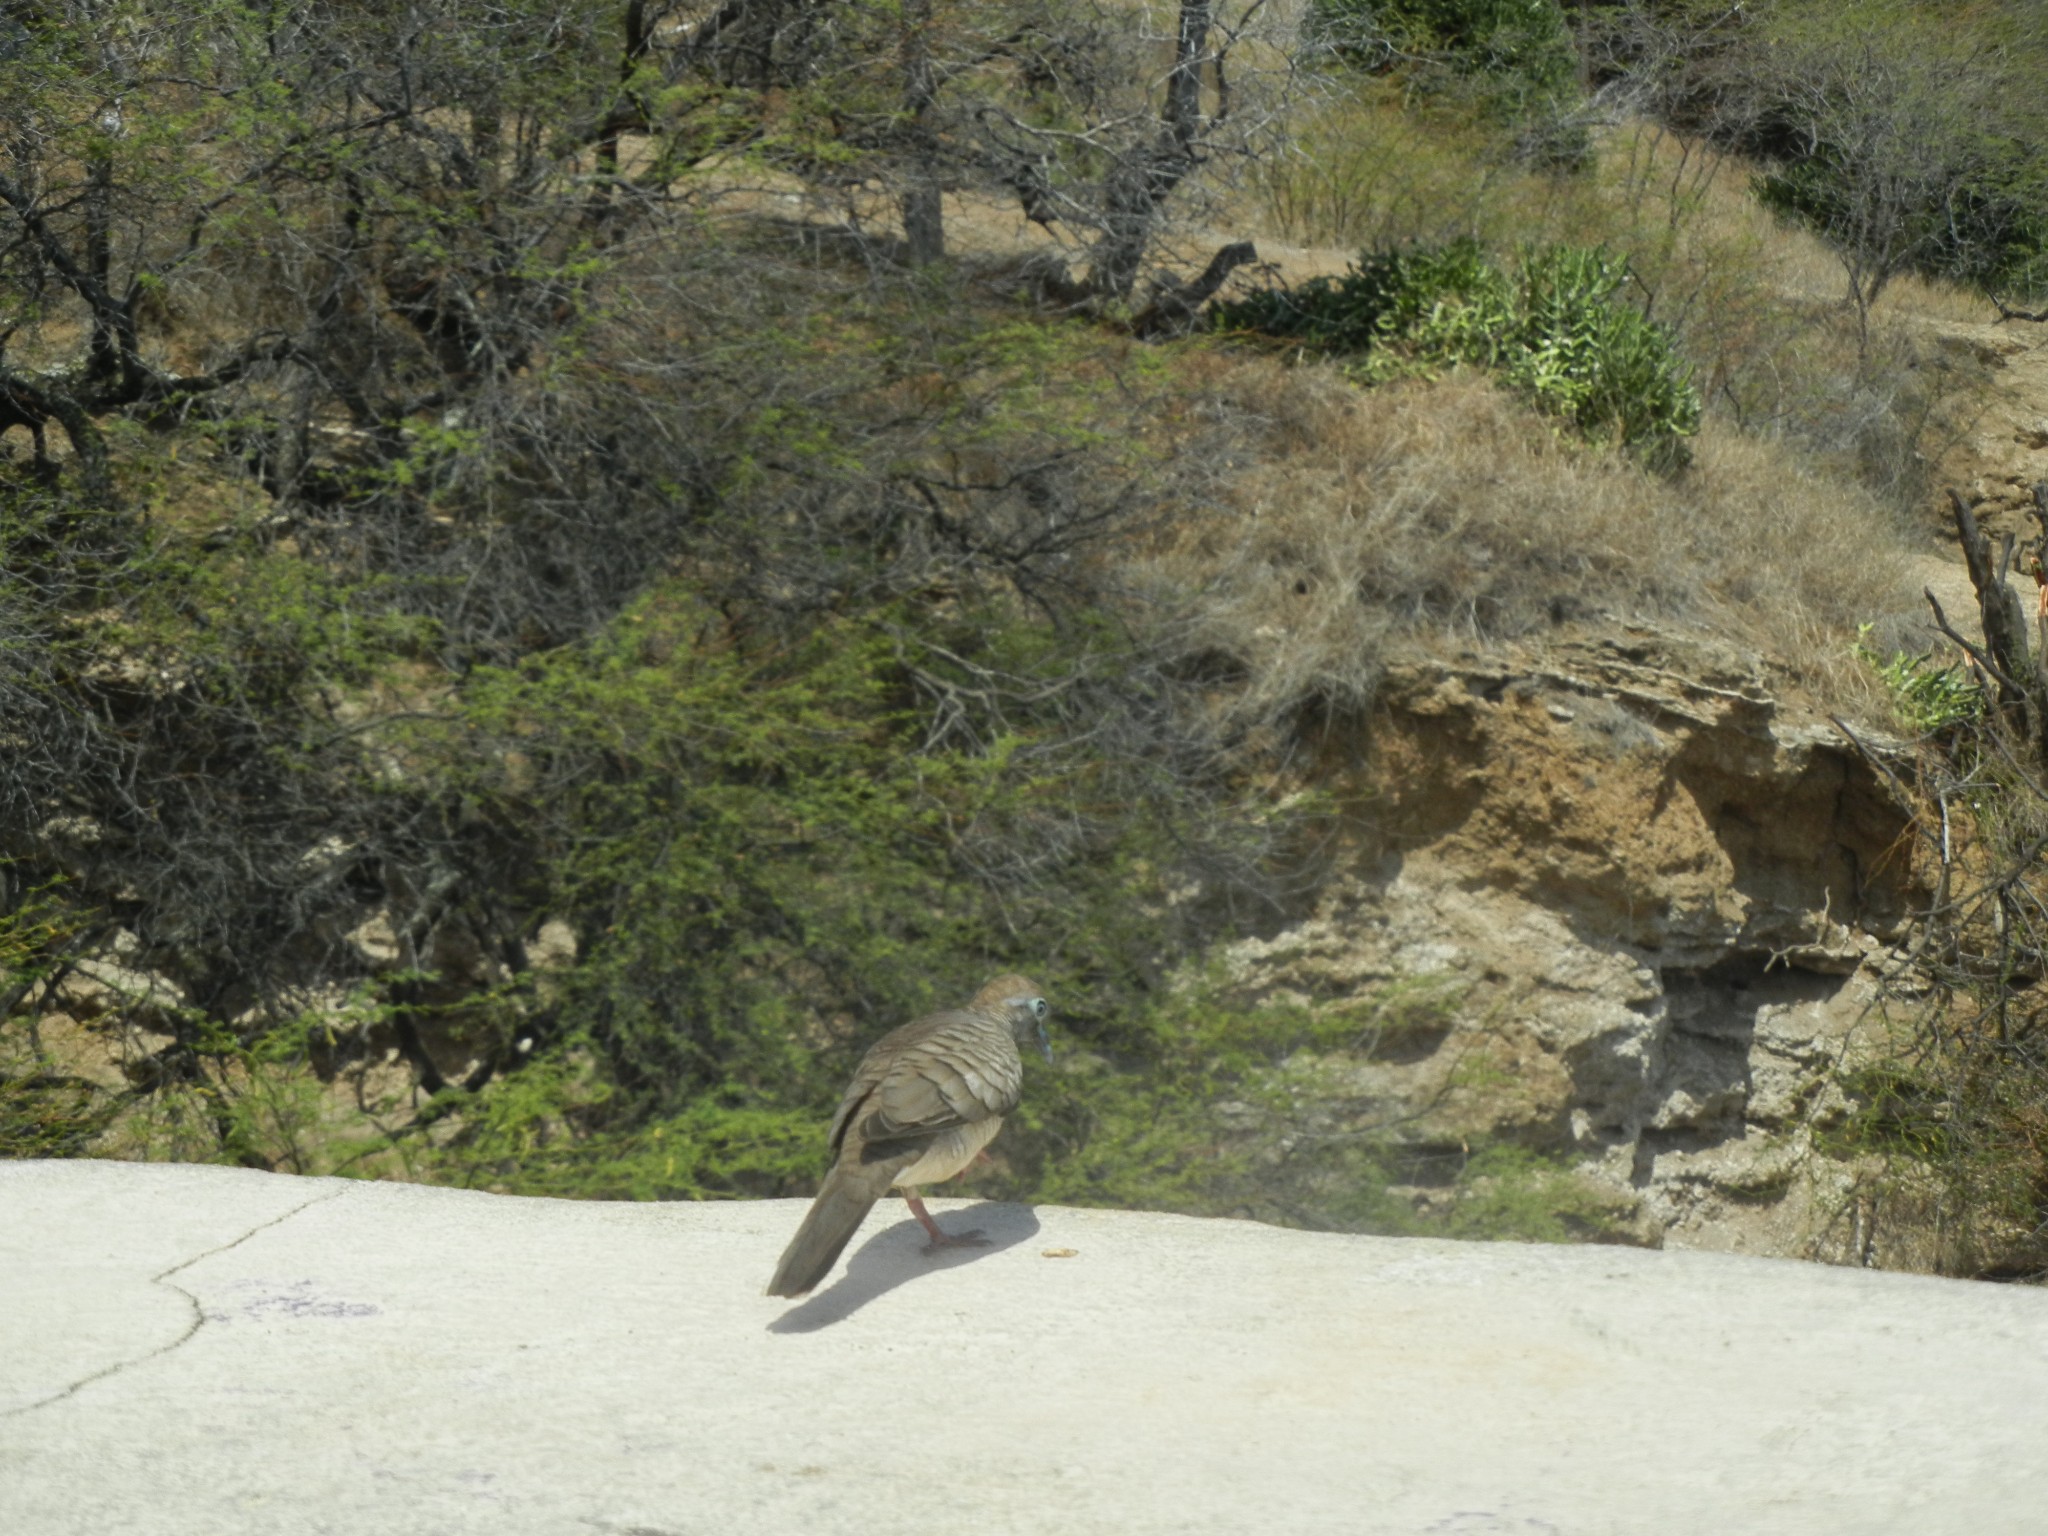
[765,974,1052,1298]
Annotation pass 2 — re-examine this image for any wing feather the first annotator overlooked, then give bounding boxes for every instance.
[826,1008,1023,1158]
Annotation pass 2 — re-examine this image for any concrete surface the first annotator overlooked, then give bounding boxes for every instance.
[2,1161,2044,1536]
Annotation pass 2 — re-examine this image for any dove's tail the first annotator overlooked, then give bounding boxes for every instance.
[765,1162,893,1298]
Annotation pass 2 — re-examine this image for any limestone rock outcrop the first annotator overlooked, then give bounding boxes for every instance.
[1222,624,1938,1262]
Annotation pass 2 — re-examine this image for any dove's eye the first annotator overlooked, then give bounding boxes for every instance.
[1032,998,1049,1020]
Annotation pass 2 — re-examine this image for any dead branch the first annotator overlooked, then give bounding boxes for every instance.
[1133,240,1257,337]
[1944,487,2048,768]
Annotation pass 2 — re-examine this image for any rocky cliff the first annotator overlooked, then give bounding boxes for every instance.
[1200,303,2048,1272]
[1219,624,1939,1263]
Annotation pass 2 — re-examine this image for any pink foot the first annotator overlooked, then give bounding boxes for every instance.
[905,1193,991,1252]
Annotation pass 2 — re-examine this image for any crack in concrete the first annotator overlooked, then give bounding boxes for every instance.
[1,1184,351,1420]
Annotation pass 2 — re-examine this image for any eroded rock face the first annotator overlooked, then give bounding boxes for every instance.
[1224,625,1934,1263]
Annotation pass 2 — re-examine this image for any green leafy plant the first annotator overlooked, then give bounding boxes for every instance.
[1215,239,1701,467]
[1854,626,1985,734]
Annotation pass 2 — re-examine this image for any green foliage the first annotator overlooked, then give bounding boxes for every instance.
[983,973,1628,1242]
[1826,1043,2048,1279]
[1853,628,1985,735]
[1833,543,2048,1275]
[1740,2,2048,302]
[2,182,1300,1198]
[401,585,1227,1123]
[0,1074,102,1159]
[1431,1144,1623,1241]
[1755,136,2048,300]
[1316,0,1579,93]
[1215,238,1700,467]
[0,878,79,997]
[1312,0,1586,161]
[1827,1064,1954,1162]
[61,941,1630,1249]
[429,599,972,1109]
[0,879,107,1158]
[1499,245,1697,466]
[1019,984,1399,1216]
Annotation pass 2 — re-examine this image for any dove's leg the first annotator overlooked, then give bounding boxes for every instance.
[904,1193,990,1251]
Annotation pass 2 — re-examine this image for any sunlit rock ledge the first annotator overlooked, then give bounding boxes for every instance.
[3,1159,2043,1536]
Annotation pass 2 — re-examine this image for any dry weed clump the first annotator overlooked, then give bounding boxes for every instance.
[1145,360,1911,728]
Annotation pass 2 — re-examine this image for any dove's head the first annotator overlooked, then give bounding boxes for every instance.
[974,973,1052,1063]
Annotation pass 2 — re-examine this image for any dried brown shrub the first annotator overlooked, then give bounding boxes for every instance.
[1141,361,1912,727]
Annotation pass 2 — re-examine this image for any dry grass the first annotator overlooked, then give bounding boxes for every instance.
[1241,94,1995,514]
[1253,89,1992,324]
[1248,91,1547,254]
[1144,360,1913,726]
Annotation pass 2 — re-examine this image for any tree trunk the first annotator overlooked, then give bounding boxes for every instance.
[1088,0,1213,301]
[899,0,945,265]
[1931,487,2048,770]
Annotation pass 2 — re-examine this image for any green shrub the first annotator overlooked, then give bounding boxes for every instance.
[1000,973,1628,1241]
[1728,2,2048,305]
[1853,627,1986,736]
[1756,146,2048,301]
[1433,1144,1625,1242]
[1315,0,1578,89]
[1311,0,1586,162]
[0,879,112,1157]
[1215,238,1701,468]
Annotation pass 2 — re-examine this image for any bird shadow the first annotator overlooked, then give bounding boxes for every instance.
[767,1202,1040,1334]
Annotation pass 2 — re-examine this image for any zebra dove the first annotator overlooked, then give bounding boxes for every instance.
[765,974,1051,1298]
